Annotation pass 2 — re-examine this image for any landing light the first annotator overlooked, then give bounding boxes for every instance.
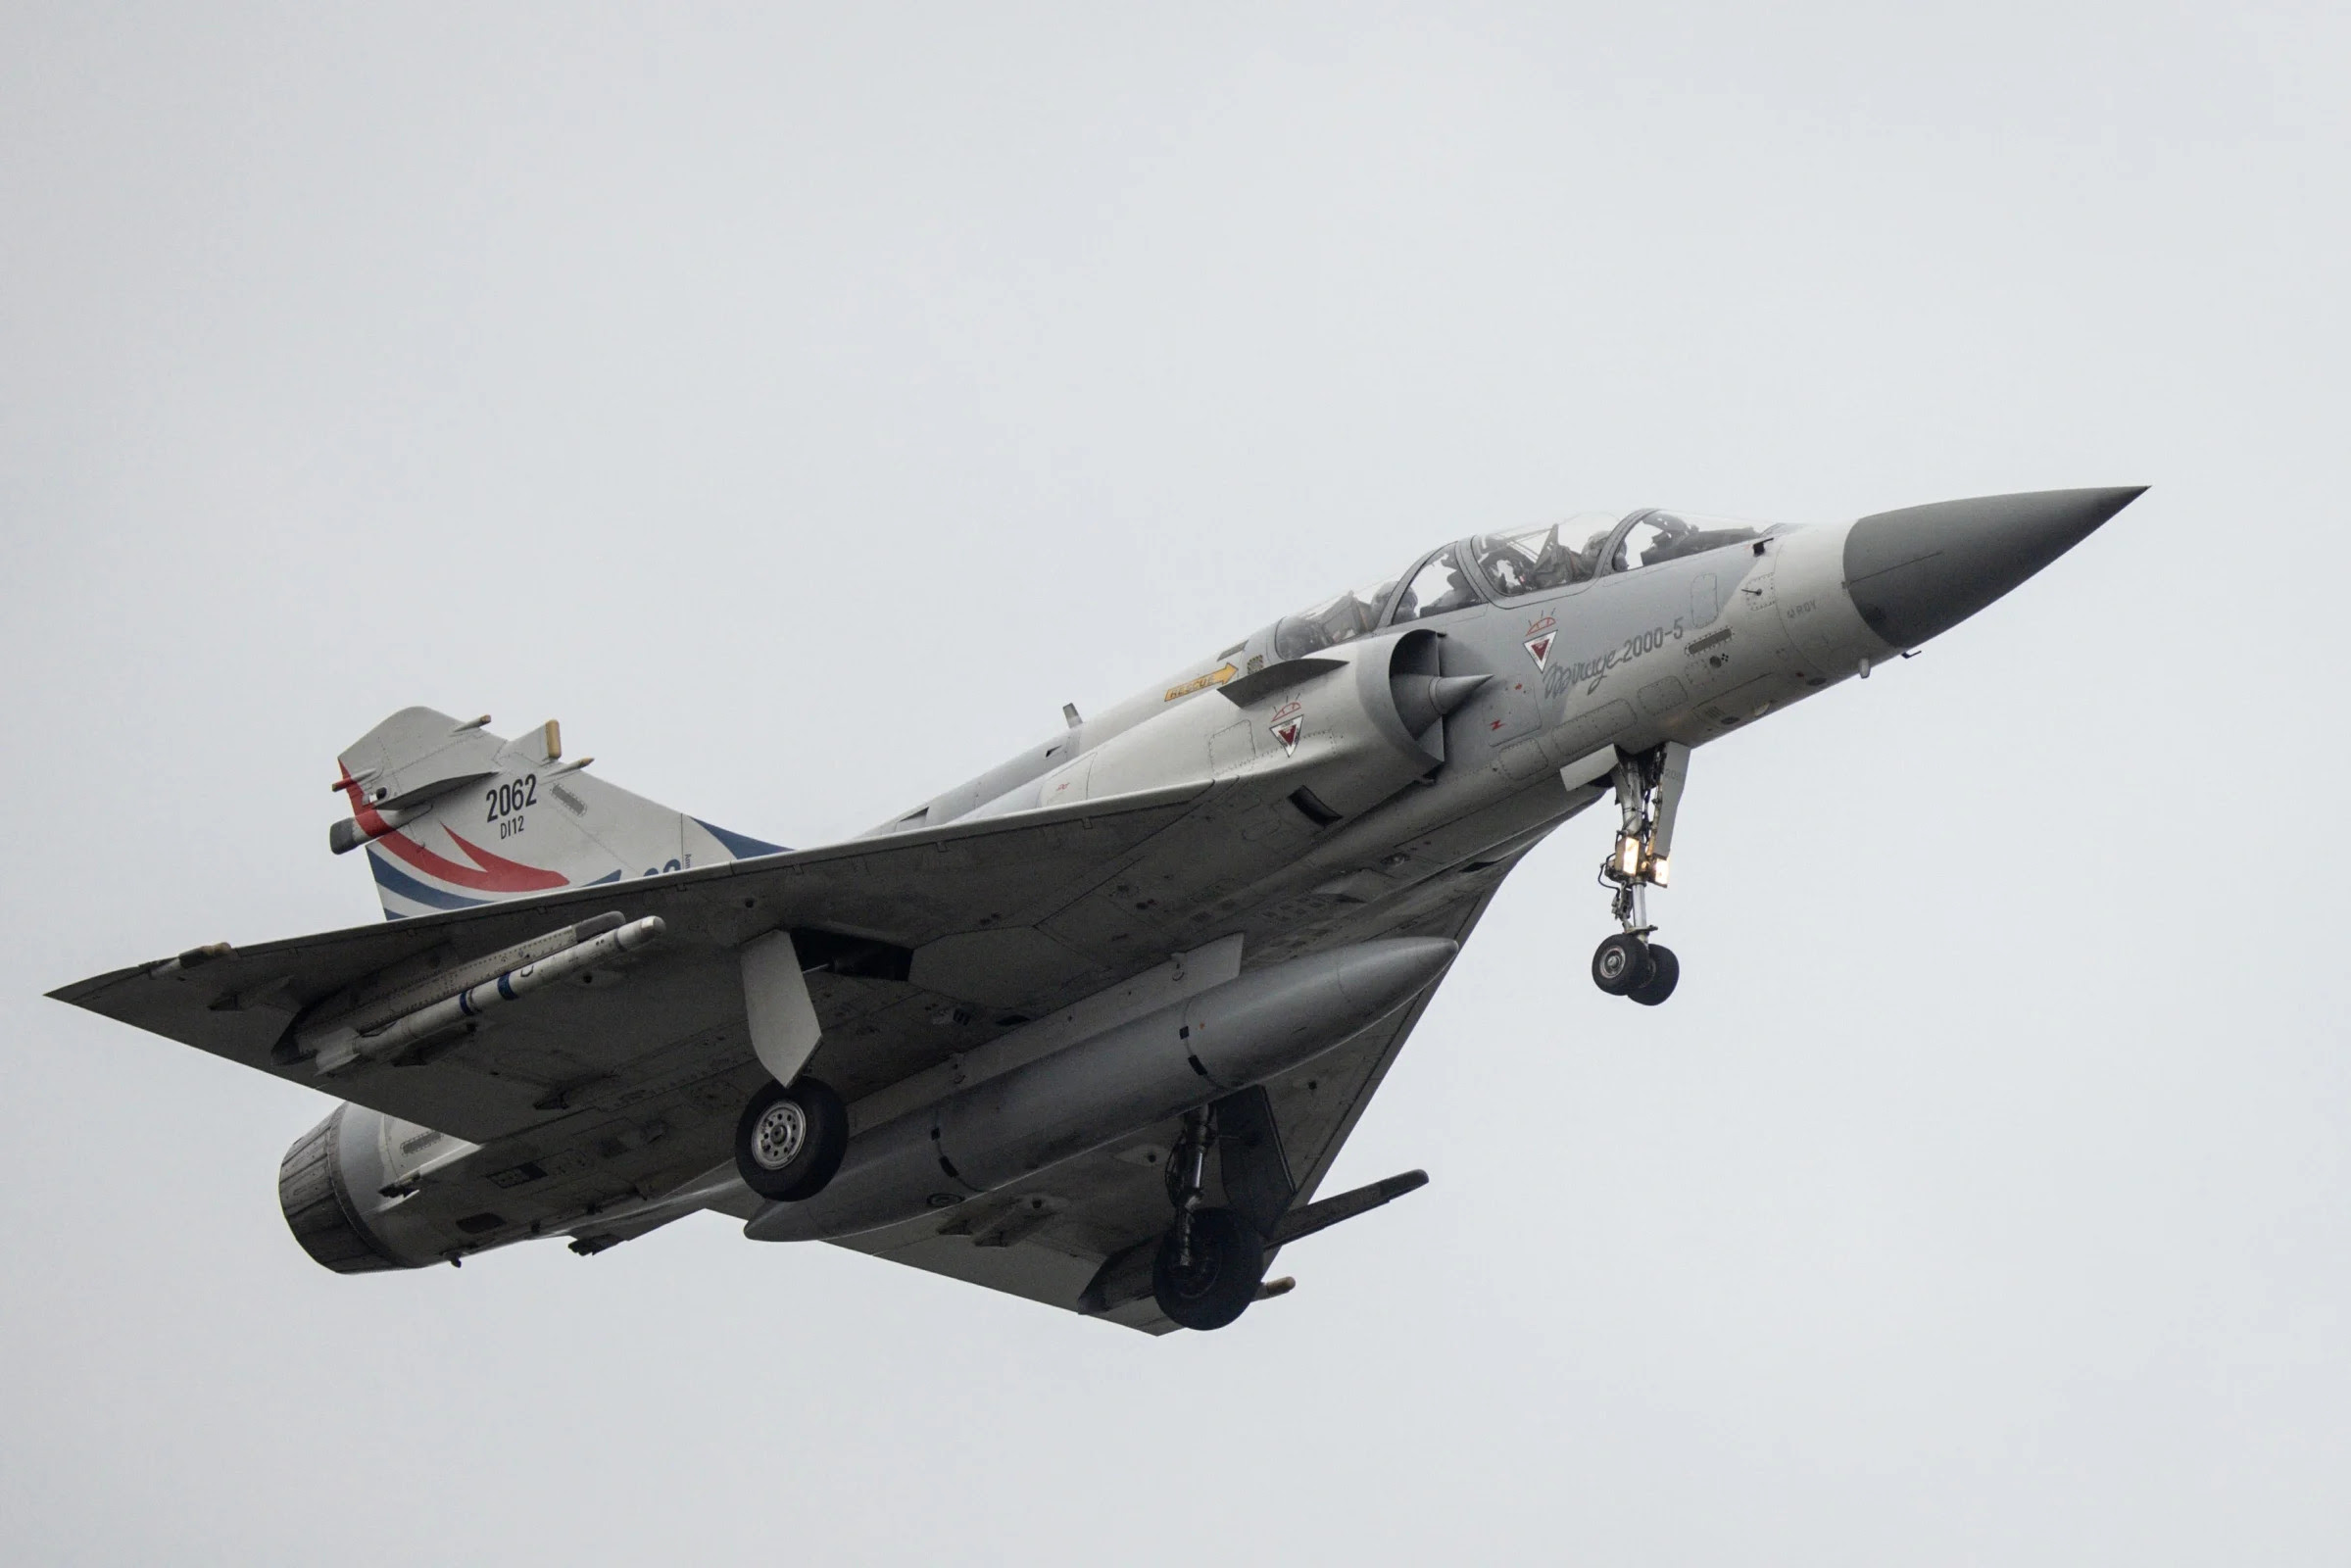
[1614,837,1643,878]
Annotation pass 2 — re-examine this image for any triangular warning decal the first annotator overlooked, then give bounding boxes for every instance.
[1525,632,1554,670]
[1270,716,1303,758]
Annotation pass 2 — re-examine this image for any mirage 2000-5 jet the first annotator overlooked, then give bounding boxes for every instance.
[51,487,2140,1333]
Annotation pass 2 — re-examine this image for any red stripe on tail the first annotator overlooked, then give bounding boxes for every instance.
[337,769,568,894]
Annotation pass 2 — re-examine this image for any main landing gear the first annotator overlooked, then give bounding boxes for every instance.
[1151,1104,1267,1331]
[1592,741,1690,1007]
[733,1076,850,1201]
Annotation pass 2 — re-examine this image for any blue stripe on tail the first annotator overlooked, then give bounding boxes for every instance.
[367,851,493,913]
[693,818,789,859]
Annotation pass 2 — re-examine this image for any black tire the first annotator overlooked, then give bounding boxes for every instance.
[733,1077,850,1202]
[1592,932,1651,996]
[1628,944,1680,1006]
[1152,1207,1265,1332]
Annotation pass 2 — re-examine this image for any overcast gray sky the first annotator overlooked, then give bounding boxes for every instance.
[5,5,2346,1563]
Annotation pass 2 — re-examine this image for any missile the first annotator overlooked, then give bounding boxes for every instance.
[309,913,663,1074]
[304,910,628,1057]
[746,936,1458,1243]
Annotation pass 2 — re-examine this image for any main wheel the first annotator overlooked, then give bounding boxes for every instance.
[1151,1207,1266,1332]
[1628,944,1680,1005]
[1592,932,1652,996]
[733,1077,849,1202]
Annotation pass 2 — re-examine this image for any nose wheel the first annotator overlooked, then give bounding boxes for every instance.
[1592,742,1689,1005]
[1593,933,1680,1005]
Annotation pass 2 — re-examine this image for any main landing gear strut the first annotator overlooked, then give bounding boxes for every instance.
[1592,741,1690,1007]
[1151,1103,1267,1331]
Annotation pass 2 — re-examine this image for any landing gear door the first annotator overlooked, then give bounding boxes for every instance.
[1213,1086,1296,1237]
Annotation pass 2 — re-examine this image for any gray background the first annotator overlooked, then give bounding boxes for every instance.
[4,6,2344,1563]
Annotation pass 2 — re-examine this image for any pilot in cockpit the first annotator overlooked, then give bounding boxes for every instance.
[1393,547,1483,623]
[1469,514,1617,597]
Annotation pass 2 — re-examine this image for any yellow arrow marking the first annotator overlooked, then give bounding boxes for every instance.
[1163,663,1240,702]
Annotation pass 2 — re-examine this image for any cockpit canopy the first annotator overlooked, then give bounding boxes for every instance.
[1269,508,1772,659]
[1462,511,1623,598]
[1272,574,1400,662]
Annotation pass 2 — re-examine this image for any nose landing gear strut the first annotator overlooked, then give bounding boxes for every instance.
[1592,741,1689,1006]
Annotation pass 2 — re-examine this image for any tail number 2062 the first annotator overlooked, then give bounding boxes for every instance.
[487,775,537,838]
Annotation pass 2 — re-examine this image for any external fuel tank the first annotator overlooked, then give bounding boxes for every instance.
[746,937,1457,1243]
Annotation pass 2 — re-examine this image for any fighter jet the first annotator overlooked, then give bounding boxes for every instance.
[50,487,2140,1332]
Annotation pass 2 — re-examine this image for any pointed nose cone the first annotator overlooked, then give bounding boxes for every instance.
[1842,486,2144,650]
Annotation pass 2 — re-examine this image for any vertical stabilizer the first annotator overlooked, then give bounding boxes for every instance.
[330,707,785,920]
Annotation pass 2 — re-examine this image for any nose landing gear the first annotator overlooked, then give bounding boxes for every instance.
[1592,742,1689,1006]
[1591,931,1652,994]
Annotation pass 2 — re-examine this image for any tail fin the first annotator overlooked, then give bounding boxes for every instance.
[331,707,785,920]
